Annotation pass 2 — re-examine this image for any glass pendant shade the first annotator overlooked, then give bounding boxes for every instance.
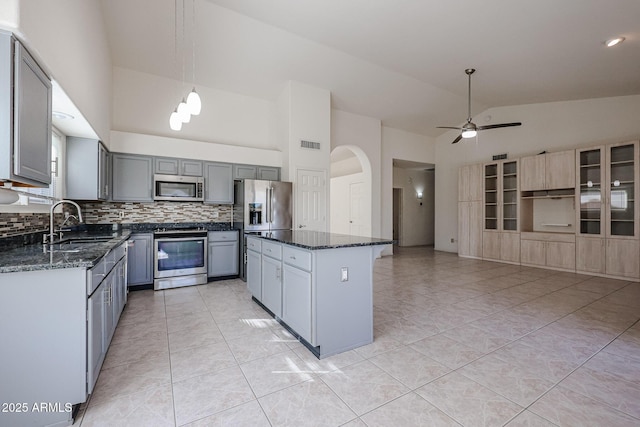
[187,88,202,115]
[169,110,182,131]
[177,99,191,123]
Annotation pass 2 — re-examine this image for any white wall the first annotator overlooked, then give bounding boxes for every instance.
[330,172,365,235]
[434,94,640,253]
[109,131,282,166]
[0,1,18,29]
[112,67,277,150]
[331,110,381,238]
[15,0,111,143]
[393,167,434,246]
[381,127,436,254]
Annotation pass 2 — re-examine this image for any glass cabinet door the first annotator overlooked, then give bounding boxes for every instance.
[608,143,637,237]
[502,161,518,231]
[578,148,604,235]
[484,164,498,230]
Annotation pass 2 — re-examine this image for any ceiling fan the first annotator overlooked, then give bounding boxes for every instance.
[438,68,521,144]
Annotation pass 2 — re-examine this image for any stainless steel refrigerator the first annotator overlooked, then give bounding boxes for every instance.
[234,179,292,280]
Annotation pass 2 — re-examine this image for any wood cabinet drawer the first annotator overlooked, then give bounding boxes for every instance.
[283,245,312,271]
[246,236,261,251]
[521,232,575,243]
[261,240,282,260]
[208,230,238,242]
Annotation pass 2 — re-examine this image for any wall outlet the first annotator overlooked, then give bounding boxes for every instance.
[119,211,125,219]
[212,211,219,219]
[340,267,349,282]
[450,237,455,243]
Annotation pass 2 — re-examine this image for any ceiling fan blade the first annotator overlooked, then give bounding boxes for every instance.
[477,122,522,131]
[436,126,463,130]
[451,134,463,144]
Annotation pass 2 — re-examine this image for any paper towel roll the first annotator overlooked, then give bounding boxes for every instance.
[0,188,19,204]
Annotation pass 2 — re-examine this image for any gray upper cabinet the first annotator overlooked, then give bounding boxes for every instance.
[111,153,153,202]
[258,166,280,181]
[233,164,257,180]
[204,162,233,204]
[0,31,52,186]
[233,164,280,181]
[180,159,203,176]
[66,137,109,200]
[154,157,178,175]
[154,157,203,176]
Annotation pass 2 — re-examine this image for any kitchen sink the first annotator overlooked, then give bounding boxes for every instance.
[45,236,114,253]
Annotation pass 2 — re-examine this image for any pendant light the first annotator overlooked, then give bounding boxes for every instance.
[186,0,201,115]
[177,98,191,123]
[169,109,182,131]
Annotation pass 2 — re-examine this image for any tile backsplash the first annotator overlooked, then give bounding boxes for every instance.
[0,202,232,237]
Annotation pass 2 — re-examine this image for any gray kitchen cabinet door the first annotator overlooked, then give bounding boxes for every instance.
[180,159,203,176]
[257,167,280,181]
[10,38,52,186]
[112,153,153,202]
[208,241,239,277]
[66,137,109,200]
[282,263,312,342]
[154,157,179,175]
[261,254,282,317]
[204,162,233,204]
[233,164,257,180]
[247,249,262,299]
[87,280,106,394]
[127,234,153,286]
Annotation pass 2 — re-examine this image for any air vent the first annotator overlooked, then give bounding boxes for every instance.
[300,140,321,150]
[492,153,508,161]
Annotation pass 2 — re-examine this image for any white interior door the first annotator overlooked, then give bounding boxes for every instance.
[349,181,365,236]
[296,169,327,231]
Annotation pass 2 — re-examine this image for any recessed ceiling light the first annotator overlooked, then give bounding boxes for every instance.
[605,37,625,47]
[52,111,75,120]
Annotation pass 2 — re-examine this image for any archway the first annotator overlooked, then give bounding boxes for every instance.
[329,145,372,237]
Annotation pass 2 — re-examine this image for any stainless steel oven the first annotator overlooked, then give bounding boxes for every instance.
[154,228,208,290]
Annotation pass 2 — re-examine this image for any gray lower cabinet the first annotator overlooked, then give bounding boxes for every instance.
[0,31,52,186]
[207,231,239,277]
[112,153,153,202]
[282,263,312,342]
[204,162,233,204]
[247,248,262,299]
[66,137,109,200]
[261,250,282,317]
[127,233,153,286]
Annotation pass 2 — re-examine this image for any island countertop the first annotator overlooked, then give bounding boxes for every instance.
[249,230,394,250]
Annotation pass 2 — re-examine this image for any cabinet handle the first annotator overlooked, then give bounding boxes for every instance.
[276,267,281,280]
[290,256,296,260]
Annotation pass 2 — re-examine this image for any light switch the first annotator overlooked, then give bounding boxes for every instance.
[341,267,348,282]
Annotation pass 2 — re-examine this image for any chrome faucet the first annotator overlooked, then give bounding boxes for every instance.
[47,200,83,243]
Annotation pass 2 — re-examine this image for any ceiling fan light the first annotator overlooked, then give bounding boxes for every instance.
[605,37,625,47]
[187,88,202,115]
[169,110,182,131]
[461,129,477,138]
[177,99,191,123]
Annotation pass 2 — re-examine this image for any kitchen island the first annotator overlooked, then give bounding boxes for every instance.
[246,230,393,358]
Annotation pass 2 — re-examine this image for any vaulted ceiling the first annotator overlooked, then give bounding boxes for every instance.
[99,0,640,137]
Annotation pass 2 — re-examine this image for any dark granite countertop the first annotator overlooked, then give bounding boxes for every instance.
[248,230,394,250]
[0,230,131,273]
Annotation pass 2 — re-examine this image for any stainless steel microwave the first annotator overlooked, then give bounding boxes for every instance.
[153,174,204,202]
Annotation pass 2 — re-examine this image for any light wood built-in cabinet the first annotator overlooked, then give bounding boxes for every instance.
[575,142,640,278]
[482,160,520,263]
[458,164,483,258]
[458,141,640,281]
[521,232,575,271]
[520,149,575,191]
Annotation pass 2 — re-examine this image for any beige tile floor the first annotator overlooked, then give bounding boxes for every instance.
[75,246,640,426]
